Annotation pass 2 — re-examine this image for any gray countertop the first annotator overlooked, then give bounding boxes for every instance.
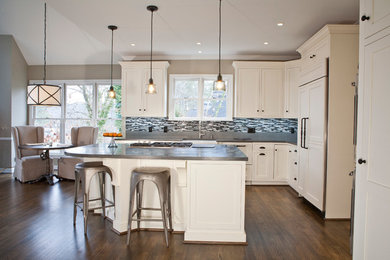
[64,144,248,161]
[121,131,297,145]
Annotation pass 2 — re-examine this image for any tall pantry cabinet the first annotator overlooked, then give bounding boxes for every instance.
[297,25,359,218]
[353,0,390,258]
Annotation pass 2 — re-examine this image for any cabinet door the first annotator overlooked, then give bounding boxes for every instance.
[260,68,284,118]
[361,0,390,39]
[298,86,309,194]
[253,144,274,181]
[288,147,299,191]
[235,68,260,117]
[122,68,143,116]
[353,32,390,259]
[284,66,300,117]
[143,68,167,117]
[274,144,289,181]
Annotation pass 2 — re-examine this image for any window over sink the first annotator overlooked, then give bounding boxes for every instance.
[30,80,122,144]
[168,74,233,121]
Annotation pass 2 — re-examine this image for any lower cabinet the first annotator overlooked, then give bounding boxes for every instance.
[252,143,275,182]
[287,146,299,192]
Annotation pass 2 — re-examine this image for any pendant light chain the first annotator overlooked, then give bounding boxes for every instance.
[110,28,114,87]
[218,0,222,77]
[150,9,154,81]
[43,2,47,84]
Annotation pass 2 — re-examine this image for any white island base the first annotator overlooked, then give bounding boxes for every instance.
[86,158,247,244]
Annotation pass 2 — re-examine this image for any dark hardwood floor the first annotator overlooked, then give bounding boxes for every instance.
[0,174,351,259]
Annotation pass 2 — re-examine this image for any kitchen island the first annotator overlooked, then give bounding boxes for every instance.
[65,143,248,243]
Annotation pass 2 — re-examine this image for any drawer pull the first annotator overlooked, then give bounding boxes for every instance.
[259,146,266,149]
[310,54,316,59]
[361,15,370,21]
[259,153,266,156]
[235,145,246,148]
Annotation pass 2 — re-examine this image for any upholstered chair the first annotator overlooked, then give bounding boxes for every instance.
[57,127,98,180]
[11,126,53,183]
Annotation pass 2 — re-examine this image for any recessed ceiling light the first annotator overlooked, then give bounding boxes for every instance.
[198,50,202,54]
[130,43,135,46]
[277,22,284,27]
[196,42,201,45]
[264,42,269,45]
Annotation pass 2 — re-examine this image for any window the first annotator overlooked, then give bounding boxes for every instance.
[31,80,122,144]
[169,74,233,120]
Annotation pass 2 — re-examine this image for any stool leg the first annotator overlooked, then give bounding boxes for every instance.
[136,180,144,230]
[73,171,80,226]
[83,192,89,235]
[127,179,137,246]
[99,172,106,219]
[157,185,169,247]
[167,177,173,232]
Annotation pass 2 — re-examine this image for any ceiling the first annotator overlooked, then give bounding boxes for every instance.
[0,0,359,65]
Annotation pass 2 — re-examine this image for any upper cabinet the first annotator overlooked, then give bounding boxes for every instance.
[284,60,300,118]
[120,61,170,117]
[361,0,390,39]
[233,62,284,118]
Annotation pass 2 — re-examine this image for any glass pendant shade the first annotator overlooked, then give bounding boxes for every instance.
[108,85,116,98]
[146,78,157,94]
[27,84,61,106]
[213,74,226,91]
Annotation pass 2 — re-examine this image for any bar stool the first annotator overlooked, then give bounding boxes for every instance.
[73,161,115,235]
[126,167,172,247]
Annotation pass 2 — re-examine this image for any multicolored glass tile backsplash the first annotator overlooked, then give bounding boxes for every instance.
[125,117,297,133]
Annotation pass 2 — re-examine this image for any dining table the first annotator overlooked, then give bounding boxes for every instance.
[18,143,73,184]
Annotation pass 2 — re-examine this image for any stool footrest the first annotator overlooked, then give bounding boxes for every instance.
[131,218,163,222]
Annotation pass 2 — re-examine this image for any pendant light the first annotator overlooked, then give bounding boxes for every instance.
[27,3,61,106]
[213,0,226,91]
[108,25,118,99]
[146,5,158,94]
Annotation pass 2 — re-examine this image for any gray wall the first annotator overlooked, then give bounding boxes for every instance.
[0,35,28,168]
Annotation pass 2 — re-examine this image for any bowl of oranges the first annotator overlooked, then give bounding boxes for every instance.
[103,132,122,148]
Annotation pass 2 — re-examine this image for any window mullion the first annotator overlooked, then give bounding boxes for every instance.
[93,83,98,127]
[61,83,66,143]
[198,78,203,120]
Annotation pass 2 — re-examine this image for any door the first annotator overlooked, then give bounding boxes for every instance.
[305,78,327,211]
[298,86,309,194]
[285,66,300,117]
[261,68,284,118]
[235,68,260,117]
[122,68,143,116]
[274,144,289,181]
[353,32,390,259]
[361,0,390,39]
[253,143,274,181]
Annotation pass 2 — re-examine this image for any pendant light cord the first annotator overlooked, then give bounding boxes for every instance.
[150,9,154,81]
[43,2,47,84]
[110,27,114,87]
[218,0,222,77]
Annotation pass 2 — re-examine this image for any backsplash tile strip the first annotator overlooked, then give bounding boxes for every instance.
[125,117,297,133]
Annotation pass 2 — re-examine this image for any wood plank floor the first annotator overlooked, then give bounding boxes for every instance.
[0,174,351,259]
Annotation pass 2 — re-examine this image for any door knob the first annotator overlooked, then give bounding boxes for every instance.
[361,15,370,21]
[358,158,366,164]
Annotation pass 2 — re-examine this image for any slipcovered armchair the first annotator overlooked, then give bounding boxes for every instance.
[12,126,53,183]
[57,127,98,180]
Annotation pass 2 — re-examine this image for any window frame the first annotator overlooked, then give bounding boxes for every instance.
[168,74,233,121]
[29,79,122,144]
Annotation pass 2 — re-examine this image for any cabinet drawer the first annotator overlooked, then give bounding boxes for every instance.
[221,142,253,164]
[300,39,329,85]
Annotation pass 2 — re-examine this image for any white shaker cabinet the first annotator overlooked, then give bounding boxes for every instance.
[273,144,290,181]
[120,61,169,117]
[284,60,300,118]
[233,62,284,118]
[353,0,390,258]
[287,146,299,192]
[252,143,274,182]
[360,0,390,39]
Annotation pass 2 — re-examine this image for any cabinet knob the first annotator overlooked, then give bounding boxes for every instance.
[257,109,260,112]
[310,54,316,59]
[138,109,142,111]
[144,109,146,111]
[294,162,297,165]
[358,158,366,164]
[286,110,289,112]
[361,15,370,21]
[294,178,297,181]
[262,109,264,112]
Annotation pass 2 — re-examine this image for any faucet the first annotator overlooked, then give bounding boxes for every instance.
[198,120,205,139]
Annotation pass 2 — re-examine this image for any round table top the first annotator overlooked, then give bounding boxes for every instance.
[18,143,74,150]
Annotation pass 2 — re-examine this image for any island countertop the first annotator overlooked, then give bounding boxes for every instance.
[64,143,248,161]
